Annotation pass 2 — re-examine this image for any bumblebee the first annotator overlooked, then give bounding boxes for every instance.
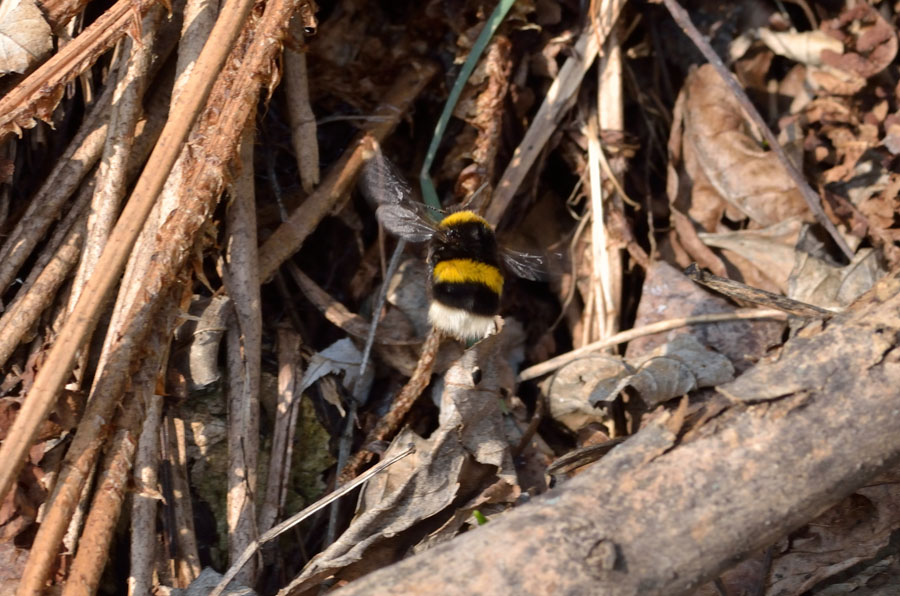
[360,151,547,341]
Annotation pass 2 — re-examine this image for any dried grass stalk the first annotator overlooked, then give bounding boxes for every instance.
[486,0,625,225]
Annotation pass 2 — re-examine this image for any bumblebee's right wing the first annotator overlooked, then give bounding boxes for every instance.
[501,248,555,281]
[361,151,437,243]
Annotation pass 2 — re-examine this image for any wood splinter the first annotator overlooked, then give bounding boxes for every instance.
[684,263,836,319]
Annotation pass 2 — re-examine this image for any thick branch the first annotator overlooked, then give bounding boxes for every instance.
[333,271,900,596]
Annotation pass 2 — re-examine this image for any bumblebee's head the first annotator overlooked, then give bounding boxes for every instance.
[438,211,498,254]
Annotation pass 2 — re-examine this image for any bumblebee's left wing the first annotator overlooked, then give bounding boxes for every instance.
[375,204,436,243]
[360,151,412,206]
[501,248,552,281]
[361,150,438,243]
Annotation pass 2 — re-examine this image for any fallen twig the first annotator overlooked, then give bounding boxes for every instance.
[519,309,786,381]
[338,329,442,484]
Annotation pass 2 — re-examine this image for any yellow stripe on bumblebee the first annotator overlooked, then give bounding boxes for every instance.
[438,210,492,229]
[433,259,503,295]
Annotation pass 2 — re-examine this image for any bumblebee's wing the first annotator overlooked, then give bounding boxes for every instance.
[375,204,436,243]
[360,151,438,243]
[360,151,412,206]
[501,248,552,281]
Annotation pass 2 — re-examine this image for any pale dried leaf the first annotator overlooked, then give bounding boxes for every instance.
[0,0,51,75]
[414,478,519,551]
[807,64,867,95]
[543,355,625,433]
[758,28,844,66]
[298,338,361,395]
[589,335,734,408]
[699,217,805,292]
[789,247,886,311]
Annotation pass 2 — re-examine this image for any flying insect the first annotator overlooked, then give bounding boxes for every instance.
[360,151,548,341]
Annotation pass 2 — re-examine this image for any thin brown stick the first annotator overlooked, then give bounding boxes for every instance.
[260,326,304,534]
[684,264,835,318]
[660,0,853,260]
[38,0,101,31]
[586,106,618,342]
[518,309,787,382]
[284,19,319,193]
[127,392,164,596]
[69,7,162,314]
[62,394,141,596]
[592,23,625,341]
[224,124,262,587]
[287,264,420,346]
[456,34,512,211]
[338,328,442,484]
[172,413,203,585]
[257,62,439,282]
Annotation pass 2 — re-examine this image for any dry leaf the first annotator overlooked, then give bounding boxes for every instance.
[757,28,844,66]
[281,329,517,595]
[699,217,805,292]
[625,261,785,374]
[170,295,232,392]
[543,355,624,433]
[788,247,885,311]
[680,65,810,227]
[588,335,734,409]
[298,338,362,399]
[820,2,898,79]
[767,483,900,594]
[806,64,867,95]
[0,0,52,75]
